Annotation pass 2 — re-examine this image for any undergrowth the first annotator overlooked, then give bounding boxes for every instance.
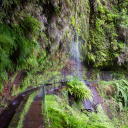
[98,80,128,127]
[99,80,128,108]
[43,93,114,128]
[43,94,89,128]
[67,78,93,101]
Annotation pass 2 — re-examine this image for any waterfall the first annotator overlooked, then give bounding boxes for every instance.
[71,36,100,111]
[71,37,81,79]
[76,41,80,78]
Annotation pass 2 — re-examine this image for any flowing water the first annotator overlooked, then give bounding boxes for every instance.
[71,37,81,79]
[71,37,103,111]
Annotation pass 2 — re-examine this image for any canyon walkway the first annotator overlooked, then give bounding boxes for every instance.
[22,93,45,128]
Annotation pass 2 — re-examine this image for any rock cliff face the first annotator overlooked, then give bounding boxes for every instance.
[0,0,128,101]
[0,0,79,101]
[0,0,72,51]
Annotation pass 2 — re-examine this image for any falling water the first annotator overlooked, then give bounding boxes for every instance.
[71,36,96,111]
[76,40,80,78]
[71,37,81,79]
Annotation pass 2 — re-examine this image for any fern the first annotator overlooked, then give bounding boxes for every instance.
[20,15,42,37]
[0,24,17,86]
[99,80,128,108]
[44,95,115,128]
[67,78,93,101]
[0,23,41,90]
[113,80,128,108]
[98,80,128,127]
[44,95,89,128]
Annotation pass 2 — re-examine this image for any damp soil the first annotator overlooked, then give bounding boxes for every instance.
[22,94,45,128]
[0,87,41,128]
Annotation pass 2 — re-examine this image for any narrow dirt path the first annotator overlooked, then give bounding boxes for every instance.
[22,94,45,128]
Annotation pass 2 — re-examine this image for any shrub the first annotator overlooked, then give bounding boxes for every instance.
[67,78,93,101]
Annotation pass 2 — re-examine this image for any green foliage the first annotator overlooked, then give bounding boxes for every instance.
[112,110,128,128]
[0,83,3,92]
[99,80,128,107]
[0,24,16,83]
[121,124,128,128]
[43,95,89,128]
[43,95,114,128]
[79,0,128,69]
[0,22,41,90]
[86,104,114,128]
[19,15,43,37]
[0,23,40,71]
[98,80,128,127]
[67,78,93,101]
[66,75,74,81]
[17,72,43,95]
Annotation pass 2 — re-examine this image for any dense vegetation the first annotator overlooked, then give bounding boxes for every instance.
[0,0,128,99]
[1,0,128,127]
[42,79,128,128]
[0,0,73,101]
[67,78,92,100]
[43,91,114,128]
